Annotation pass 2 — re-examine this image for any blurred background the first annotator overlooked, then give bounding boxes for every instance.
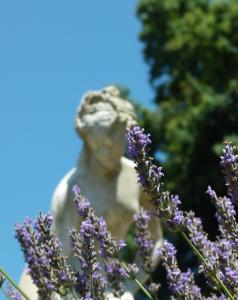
[1,0,238,299]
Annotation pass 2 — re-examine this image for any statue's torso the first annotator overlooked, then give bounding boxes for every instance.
[51,156,140,257]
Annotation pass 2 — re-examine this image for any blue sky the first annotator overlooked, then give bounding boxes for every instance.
[0,0,155,286]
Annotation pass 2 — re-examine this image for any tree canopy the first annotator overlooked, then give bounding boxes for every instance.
[137,0,238,234]
[136,1,238,296]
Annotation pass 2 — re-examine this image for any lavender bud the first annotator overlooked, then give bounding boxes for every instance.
[126,263,139,279]
[148,282,161,295]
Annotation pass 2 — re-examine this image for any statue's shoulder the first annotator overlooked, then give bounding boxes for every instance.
[120,156,137,175]
[119,156,139,186]
[116,157,140,211]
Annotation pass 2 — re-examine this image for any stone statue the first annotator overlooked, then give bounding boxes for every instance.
[19,86,162,299]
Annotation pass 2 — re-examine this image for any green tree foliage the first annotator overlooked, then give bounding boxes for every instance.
[136,1,238,297]
[137,0,238,236]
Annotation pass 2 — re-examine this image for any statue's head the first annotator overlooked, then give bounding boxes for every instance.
[75,86,136,170]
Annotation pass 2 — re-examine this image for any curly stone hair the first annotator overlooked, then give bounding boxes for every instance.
[75,86,136,140]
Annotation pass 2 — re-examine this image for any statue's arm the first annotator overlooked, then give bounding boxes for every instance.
[51,181,67,238]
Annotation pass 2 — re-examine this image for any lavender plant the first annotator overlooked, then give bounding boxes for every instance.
[14,213,75,299]
[2,184,152,300]
[71,186,151,299]
[2,124,238,300]
[127,124,238,300]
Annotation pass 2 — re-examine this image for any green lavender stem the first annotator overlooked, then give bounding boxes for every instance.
[180,231,234,300]
[70,288,79,300]
[121,261,154,300]
[0,267,31,300]
[91,275,96,300]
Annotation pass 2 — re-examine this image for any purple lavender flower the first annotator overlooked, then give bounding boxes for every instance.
[133,208,154,273]
[127,124,184,230]
[81,219,96,236]
[184,212,211,254]
[127,125,162,191]
[165,194,184,231]
[158,241,203,299]
[126,263,139,279]
[97,216,125,259]
[72,185,126,258]
[96,216,129,296]
[73,185,92,218]
[73,186,125,256]
[6,284,22,300]
[183,212,238,297]
[104,259,127,297]
[71,185,130,298]
[91,263,107,299]
[69,223,106,299]
[127,125,151,158]
[206,184,238,295]
[207,186,217,199]
[215,238,238,295]
[15,213,75,298]
[184,212,220,277]
[72,184,81,195]
[207,186,238,248]
[220,142,238,205]
[70,218,126,298]
[127,125,238,298]
[225,267,238,286]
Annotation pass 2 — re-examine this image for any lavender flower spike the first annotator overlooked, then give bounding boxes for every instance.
[127,124,184,230]
[184,211,222,285]
[69,219,106,299]
[126,125,161,191]
[104,259,127,297]
[15,213,75,298]
[127,125,151,158]
[207,186,238,244]
[220,142,238,205]
[72,185,91,218]
[97,216,125,259]
[71,185,129,297]
[158,241,202,299]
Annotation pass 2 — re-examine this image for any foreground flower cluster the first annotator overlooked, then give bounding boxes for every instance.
[126,125,238,300]
[1,124,238,300]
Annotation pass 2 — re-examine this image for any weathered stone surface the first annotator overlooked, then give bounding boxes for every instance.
[19,86,162,299]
